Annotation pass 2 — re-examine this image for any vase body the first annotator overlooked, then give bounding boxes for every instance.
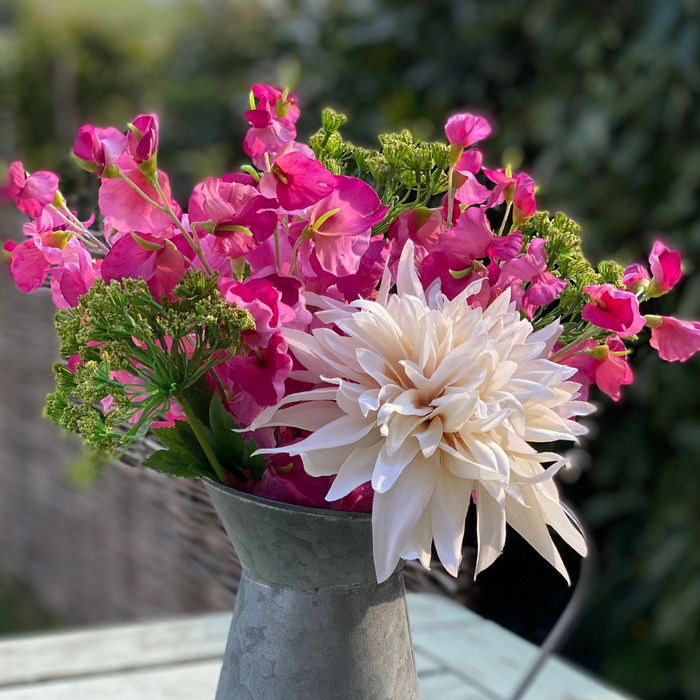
[203,478,420,700]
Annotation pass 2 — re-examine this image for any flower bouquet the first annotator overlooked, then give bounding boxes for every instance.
[4,84,697,699]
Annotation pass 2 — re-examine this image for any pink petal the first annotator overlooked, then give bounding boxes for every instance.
[649,241,682,292]
[650,316,700,362]
[9,238,50,292]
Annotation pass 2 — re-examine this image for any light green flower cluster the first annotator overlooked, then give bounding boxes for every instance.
[47,270,253,456]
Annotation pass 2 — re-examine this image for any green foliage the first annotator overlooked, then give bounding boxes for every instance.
[46,270,253,455]
[143,395,267,483]
[143,424,215,480]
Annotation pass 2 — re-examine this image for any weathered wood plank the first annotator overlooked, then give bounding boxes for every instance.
[0,594,635,699]
[0,614,229,687]
[0,661,220,700]
[411,606,634,700]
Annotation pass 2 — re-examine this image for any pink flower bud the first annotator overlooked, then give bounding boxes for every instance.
[127,115,159,165]
[73,126,128,174]
[648,241,682,296]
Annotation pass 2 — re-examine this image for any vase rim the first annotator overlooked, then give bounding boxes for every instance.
[201,477,372,521]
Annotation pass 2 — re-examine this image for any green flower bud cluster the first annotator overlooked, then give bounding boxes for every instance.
[522,211,603,318]
[47,269,253,455]
[320,108,347,135]
[311,106,455,235]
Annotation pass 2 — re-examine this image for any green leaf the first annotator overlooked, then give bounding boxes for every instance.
[173,420,210,466]
[243,438,268,483]
[153,425,191,455]
[143,449,215,479]
[179,380,214,428]
[209,395,267,483]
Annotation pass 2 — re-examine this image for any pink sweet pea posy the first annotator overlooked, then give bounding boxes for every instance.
[5,83,700,530]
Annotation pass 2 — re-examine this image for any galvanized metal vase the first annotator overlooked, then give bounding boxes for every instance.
[203,477,420,700]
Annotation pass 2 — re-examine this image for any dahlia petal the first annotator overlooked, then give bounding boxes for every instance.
[372,453,440,583]
[401,505,434,570]
[373,439,422,493]
[475,483,507,576]
[430,469,475,576]
[325,441,383,501]
[396,240,425,301]
[504,487,570,583]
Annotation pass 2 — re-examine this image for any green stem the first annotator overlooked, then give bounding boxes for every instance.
[176,392,227,483]
[289,235,304,276]
[446,166,455,226]
[497,201,512,236]
[153,178,214,275]
[549,324,600,362]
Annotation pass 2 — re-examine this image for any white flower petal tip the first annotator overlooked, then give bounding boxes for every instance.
[253,242,597,584]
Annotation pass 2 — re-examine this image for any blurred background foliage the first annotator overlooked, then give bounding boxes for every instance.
[1,0,700,697]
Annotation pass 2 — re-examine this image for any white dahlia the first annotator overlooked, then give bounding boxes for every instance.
[251,241,595,582]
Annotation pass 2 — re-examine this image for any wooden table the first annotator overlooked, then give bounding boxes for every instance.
[0,594,633,699]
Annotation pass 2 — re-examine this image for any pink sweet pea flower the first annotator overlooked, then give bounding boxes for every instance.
[512,173,536,224]
[262,151,338,211]
[49,244,100,308]
[290,238,342,296]
[188,173,258,226]
[452,150,491,206]
[253,454,331,509]
[8,217,89,294]
[336,237,390,301]
[9,238,51,292]
[439,206,523,271]
[494,238,565,319]
[220,275,310,348]
[127,115,158,165]
[445,113,491,147]
[387,208,441,279]
[101,231,193,299]
[646,315,700,362]
[556,336,633,401]
[419,251,487,301]
[6,162,59,217]
[98,154,181,235]
[303,176,388,276]
[245,233,295,277]
[582,284,646,337]
[483,169,536,223]
[622,263,650,293]
[244,85,299,161]
[225,332,293,408]
[72,126,128,174]
[189,176,277,257]
[648,241,682,296]
[253,451,373,512]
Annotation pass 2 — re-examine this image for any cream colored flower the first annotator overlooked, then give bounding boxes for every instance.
[252,241,595,582]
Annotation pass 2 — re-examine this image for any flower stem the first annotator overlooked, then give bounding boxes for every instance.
[497,200,512,236]
[152,178,215,275]
[176,392,227,483]
[549,324,599,362]
[49,205,109,254]
[446,166,455,226]
[289,235,303,276]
